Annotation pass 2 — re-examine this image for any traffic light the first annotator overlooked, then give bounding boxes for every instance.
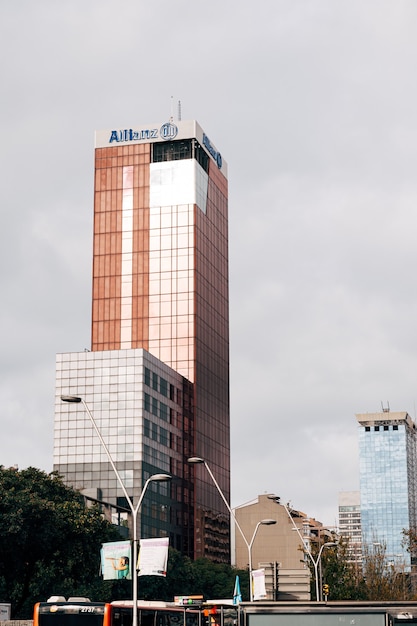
[322,584,330,597]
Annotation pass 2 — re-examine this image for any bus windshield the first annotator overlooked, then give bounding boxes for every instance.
[34,601,106,626]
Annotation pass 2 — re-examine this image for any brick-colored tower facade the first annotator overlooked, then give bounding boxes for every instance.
[55,120,230,562]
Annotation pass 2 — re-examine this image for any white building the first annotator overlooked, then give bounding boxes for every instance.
[338,491,362,564]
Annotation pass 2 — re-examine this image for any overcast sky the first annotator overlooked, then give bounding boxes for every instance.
[2,0,417,527]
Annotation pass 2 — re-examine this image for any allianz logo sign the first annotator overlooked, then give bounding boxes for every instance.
[107,125,222,170]
[202,133,222,169]
[108,123,178,144]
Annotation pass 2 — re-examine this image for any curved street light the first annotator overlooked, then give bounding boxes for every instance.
[61,395,172,626]
[268,495,336,601]
[187,456,277,601]
[315,541,337,600]
[248,519,277,601]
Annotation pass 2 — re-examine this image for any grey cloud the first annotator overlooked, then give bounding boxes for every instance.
[2,0,417,526]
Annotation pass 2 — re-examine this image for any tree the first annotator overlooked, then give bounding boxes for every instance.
[314,537,411,601]
[320,538,366,600]
[133,549,249,602]
[0,466,249,617]
[353,540,411,601]
[0,466,121,618]
[402,528,417,598]
[190,558,248,601]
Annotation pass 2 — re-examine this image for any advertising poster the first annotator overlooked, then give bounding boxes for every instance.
[101,540,132,580]
[252,568,267,601]
[138,537,169,576]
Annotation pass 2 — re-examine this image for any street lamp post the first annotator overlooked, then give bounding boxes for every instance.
[187,457,247,543]
[187,457,276,601]
[61,395,172,626]
[268,496,336,601]
[314,542,337,601]
[248,519,277,601]
[285,510,336,600]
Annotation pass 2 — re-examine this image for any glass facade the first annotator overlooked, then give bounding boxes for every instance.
[357,412,417,570]
[54,121,230,562]
[55,349,194,554]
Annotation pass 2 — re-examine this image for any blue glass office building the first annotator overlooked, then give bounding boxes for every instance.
[356,411,417,570]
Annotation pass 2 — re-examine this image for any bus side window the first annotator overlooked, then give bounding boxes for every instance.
[186,615,199,626]
[141,611,154,626]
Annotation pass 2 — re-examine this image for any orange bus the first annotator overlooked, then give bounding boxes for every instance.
[33,597,236,626]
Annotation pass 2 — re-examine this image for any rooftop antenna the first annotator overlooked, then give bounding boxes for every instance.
[178,100,182,121]
[169,96,174,122]
[381,401,390,413]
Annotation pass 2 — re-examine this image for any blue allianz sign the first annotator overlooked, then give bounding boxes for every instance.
[109,128,158,142]
[109,123,178,144]
[202,133,222,169]
[160,122,178,139]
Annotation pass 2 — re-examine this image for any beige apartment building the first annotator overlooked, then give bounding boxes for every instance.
[234,493,333,568]
[233,494,334,600]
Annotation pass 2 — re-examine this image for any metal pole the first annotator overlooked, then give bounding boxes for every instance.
[248,522,262,602]
[192,459,253,597]
[188,458,276,602]
[80,399,134,510]
[281,502,335,601]
[201,459,248,548]
[282,504,316,568]
[62,396,171,626]
[79,400,141,626]
[314,546,323,604]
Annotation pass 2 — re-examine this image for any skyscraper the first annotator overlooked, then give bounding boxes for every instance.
[54,119,230,562]
[356,410,417,570]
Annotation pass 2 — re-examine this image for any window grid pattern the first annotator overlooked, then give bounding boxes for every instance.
[55,347,196,553]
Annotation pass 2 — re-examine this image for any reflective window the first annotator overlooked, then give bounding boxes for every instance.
[359,422,415,569]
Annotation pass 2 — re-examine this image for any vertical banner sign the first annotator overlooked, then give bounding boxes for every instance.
[138,537,169,576]
[101,540,132,580]
[252,568,267,601]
